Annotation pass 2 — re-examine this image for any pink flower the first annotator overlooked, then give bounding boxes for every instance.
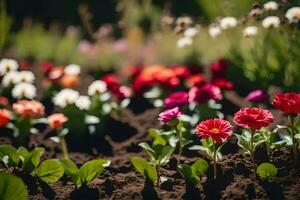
[189,84,222,104]
[48,113,68,129]
[164,92,189,108]
[245,90,268,103]
[158,107,182,124]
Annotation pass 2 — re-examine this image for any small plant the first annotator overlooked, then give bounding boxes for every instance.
[256,163,278,181]
[131,142,174,186]
[60,159,110,189]
[234,107,274,166]
[158,107,187,166]
[178,158,209,186]
[0,172,28,200]
[272,92,300,165]
[193,118,233,179]
[0,145,64,184]
[47,113,69,159]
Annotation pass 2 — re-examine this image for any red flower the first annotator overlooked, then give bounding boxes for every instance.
[272,92,300,114]
[186,74,206,88]
[212,78,233,90]
[195,118,233,143]
[164,91,189,108]
[234,107,274,130]
[40,61,54,73]
[158,107,182,124]
[210,59,228,78]
[0,109,10,128]
[171,65,191,78]
[0,96,9,107]
[48,113,68,129]
[189,84,222,104]
[13,100,45,118]
[101,74,121,90]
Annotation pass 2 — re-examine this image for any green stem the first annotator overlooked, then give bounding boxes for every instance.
[289,115,298,166]
[175,126,182,167]
[60,136,69,160]
[212,139,217,180]
[250,129,256,167]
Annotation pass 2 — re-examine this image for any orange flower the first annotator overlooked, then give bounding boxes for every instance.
[0,109,10,128]
[13,100,45,118]
[0,96,9,107]
[60,75,79,88]
[48,113,68,129]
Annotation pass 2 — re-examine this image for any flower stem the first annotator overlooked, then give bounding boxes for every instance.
[175,126,182,167]
[60,136,69,160]
[250,129,256,168]
[212,139,217,180]
[289,115,298,166]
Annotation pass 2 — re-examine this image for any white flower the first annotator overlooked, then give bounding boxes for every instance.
[285,7,300,23]
[88,80,107,96]
[17,71,35,83]
[184,27,199,38]
[208,26,222,37]
[263,1,278,11]
[64,64,81,76]
[262,16,280,28]
[53,89,79,108]
[12,82,37,99]
[0,58,18,76]
[243,26,258,37]
[177,37,193,48]
[75,96,91,110]
[2,71,20,87]
[220,17,237,30]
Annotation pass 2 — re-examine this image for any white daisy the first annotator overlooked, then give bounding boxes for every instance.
[243,26,258,37]
[208,26,221,37]
[53,88,79,108]
[75,95,91,110]
[64,64,81,76]
[262,16,280,28]
[220,17,237,30]
[285,7,300,23]
[263,1,278,11]
[2,71,20,87]
[12,82,37,99]
[0,58,19,76]
[17,71,35,83]
[177,37,193,48]
[87,80,107,96]
[184,27,199,38]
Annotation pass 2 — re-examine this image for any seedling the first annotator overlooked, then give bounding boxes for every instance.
[178,158,209,186]
[236,129,266,165]
[131,142,174,186]
[60,159,110,189]
[256,163,278,181]
[0,145,64,184]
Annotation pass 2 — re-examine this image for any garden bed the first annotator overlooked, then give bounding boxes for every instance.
[1,107,299,200]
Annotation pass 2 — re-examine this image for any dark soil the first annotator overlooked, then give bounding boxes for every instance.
[0,100,299,199]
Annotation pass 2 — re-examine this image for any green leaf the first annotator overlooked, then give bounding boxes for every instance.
[0,172,28,200]
[256,163,278,181]
[131,157,157,184]
[36,159,64,183]
[60,159,79,185]
[192,158,209,176]
[17,147,29,162]
[139,142,156,161]
[22,147,44,174]
[178,164,200,185]
[0,145,20,167]
[148,129,167,146]
[78,159,110,187]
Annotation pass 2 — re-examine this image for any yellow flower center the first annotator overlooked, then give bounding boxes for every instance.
[211,128,220,133]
